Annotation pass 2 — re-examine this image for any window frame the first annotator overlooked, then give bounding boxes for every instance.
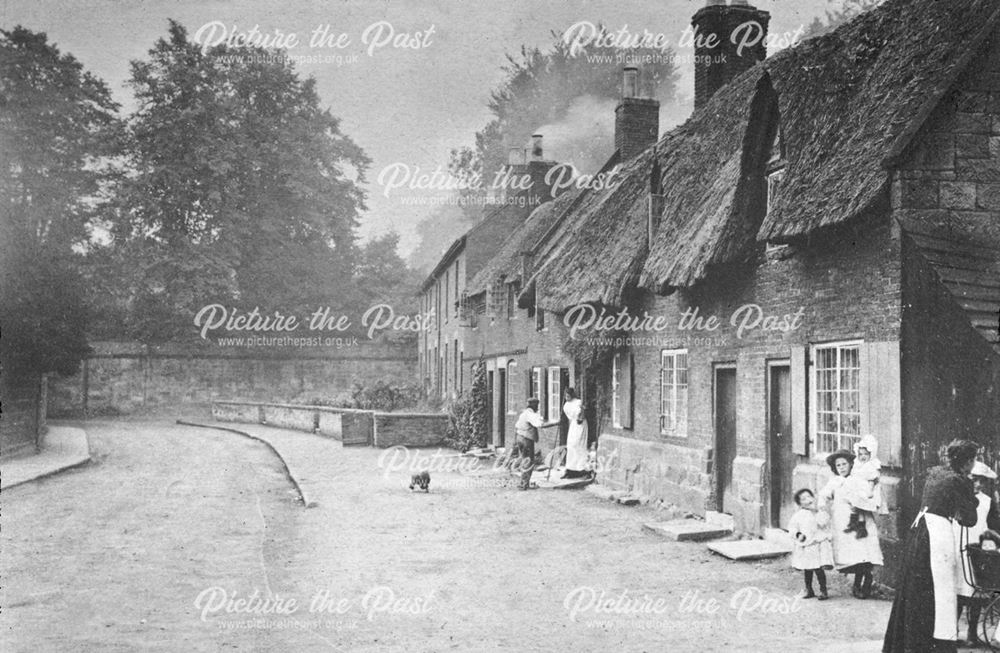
[659,348,689,438]
[506,360,518,414]
[546,366,562,424]
[810,340,864,458]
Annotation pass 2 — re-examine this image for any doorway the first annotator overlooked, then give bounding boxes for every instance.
[714,365,737,513]
[497,368,506,448]
[768,362,795,528]
[486,371,494,446]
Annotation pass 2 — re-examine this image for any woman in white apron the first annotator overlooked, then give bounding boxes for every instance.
[954,461,1000,646]
[883,440,980,653]
[562,388,589,479]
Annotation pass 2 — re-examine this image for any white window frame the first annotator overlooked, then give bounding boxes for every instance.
[810,340,863,457]
[547,366,561,424]
[532,366,543,406]
[659,349,688,437]
[612,353,622,428]
[506,360,518,414]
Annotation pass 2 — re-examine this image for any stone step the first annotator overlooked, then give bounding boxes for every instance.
[643,520,733,542]
[705,510,735,530]
[585,484,620,501]
[707,538,793,561]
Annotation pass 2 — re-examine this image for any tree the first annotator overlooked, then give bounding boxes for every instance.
[355,232,420,311]
[111,21,370,342]
[0,26,119,377]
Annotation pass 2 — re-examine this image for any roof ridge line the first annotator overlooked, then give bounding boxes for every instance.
[881,5,1000,167]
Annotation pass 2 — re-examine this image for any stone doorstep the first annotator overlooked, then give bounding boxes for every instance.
[643,520,733,542]
[707,539,793,561]
[705,510,736,530]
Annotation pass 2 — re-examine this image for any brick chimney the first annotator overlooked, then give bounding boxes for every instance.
[692,0,770,110]
[615,66,660,161]
[504,136,558,209]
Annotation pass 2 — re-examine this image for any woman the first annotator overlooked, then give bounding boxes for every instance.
[883,439,980,653]
[562,387,589,479]
[953,461,1000,646]
[818,449,883,598]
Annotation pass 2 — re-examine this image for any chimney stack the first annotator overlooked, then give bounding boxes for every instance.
[692,0,770,110]
[530,134,544,161]
[615,67,660,161]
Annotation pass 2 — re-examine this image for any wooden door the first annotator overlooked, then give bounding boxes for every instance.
[715,367,737,513]
[497,368,506,448]
[768,363,795,527]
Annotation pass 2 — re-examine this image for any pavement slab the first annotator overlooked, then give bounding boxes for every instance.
[644,520,733,542]
[708,538,794,561]
[1,426,91,490]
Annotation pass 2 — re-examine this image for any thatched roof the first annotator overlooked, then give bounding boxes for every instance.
[638,69,775,290]
[465,185,586,297]
[526,0,1000,308]
[758,0,1000,241]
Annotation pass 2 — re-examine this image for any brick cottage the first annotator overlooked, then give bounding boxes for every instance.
[420,0,1000,579]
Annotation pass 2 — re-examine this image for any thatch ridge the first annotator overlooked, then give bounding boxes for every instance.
[758,0,1000,241]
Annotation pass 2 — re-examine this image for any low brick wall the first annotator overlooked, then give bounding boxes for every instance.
[597,433,712,513]
[372,413,449,448]
[210,400,448,448]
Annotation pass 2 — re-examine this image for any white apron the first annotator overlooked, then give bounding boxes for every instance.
[954,493,992,597]
[563,399,589,471]
[920,510,960,641]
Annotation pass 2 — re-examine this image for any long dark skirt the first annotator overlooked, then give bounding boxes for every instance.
[883,519,955,653]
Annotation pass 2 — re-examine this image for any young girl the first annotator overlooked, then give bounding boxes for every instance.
[788,488,834,600]
[844,435,882,538]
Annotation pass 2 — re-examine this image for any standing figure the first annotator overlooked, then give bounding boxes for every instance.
[818,449,884,599]
[788,488,834,600]
[513,397,544,490]
[882,439,980,653]
[561,387,589,480]
[954,461,1000,647]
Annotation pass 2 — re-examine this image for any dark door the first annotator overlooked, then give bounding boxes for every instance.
[486,371,495,446]
[497,368,506,448]
[558,368,571,447]
[715,367,737,513]
[769,364,795,527]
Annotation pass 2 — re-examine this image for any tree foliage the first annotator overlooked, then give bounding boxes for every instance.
[109,21,371,342]
[0,27,118,377]
[803,0,885,39]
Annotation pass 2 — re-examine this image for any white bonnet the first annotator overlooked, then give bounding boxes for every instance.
[854,434,878,458]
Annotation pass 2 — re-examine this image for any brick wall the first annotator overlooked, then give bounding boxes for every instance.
[462,305,575,454]
[372,414,449,448]
[49,341,416,415]
[597,214,902,531]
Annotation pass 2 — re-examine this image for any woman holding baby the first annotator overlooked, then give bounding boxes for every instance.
[817,437,884,600]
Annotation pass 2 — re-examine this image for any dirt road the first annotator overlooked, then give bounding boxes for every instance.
[1,420,893,652]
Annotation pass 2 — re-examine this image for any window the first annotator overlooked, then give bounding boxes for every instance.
[506,283,518,319]
[535,306,545,331]
[507,360,518,413]
[444,270,450,323]
[454,260,460,319]
[612,352,633,429]
[766,125,786,216]
[659,349,688,436]
[531,367,543,407]
[547,366,562,423]
[454,339,460,391]
[813,341,862,455]
[443,343,448,394]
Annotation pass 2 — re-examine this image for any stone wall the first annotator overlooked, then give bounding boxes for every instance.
[0,374,45,459]
[49,340,416,416]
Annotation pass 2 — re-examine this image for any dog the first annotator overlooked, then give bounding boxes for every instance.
[409,470,430,492]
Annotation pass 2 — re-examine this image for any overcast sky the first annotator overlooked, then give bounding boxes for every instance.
[1,0,843,258]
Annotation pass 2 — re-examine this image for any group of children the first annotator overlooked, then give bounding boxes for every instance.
[788,435,883,599]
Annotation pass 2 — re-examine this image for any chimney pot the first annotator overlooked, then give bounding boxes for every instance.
[623,66,639,99]
[531,134,544,161]
[508,147,526,166]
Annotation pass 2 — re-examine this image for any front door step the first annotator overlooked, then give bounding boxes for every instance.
[707,539,793,561]
[643,520,733,542]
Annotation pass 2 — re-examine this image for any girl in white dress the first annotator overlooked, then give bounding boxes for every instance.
[788,488,834,600]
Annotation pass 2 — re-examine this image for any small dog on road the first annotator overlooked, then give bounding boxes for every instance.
[409,470,430,492]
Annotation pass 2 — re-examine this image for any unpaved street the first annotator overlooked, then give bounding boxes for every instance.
[2,420,892,652]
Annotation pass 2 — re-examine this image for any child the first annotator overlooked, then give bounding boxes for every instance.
[788,488,834,600]
[844,435,882,538]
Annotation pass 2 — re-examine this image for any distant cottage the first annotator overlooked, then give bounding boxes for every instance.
[418,0,1000,581]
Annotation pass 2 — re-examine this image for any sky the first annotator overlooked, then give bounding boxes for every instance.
[1,0,844,258]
